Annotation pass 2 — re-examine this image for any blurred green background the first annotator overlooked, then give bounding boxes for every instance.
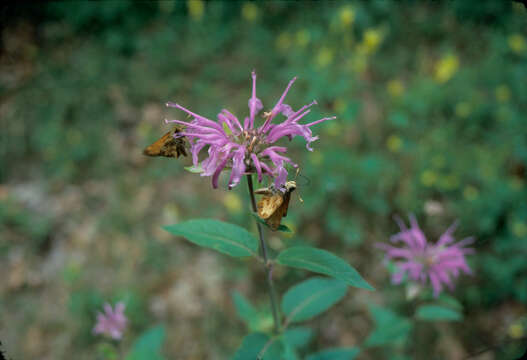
[1,1,526,359]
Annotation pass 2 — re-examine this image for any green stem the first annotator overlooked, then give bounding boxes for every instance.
[246,174,281,334]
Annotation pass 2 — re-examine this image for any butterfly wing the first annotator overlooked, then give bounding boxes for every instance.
[265,195,290,230]
[265,188,295,230]
[281,191,292,218]
[257,194,283,219]
[143,130,172,156]
[143,126,187,158]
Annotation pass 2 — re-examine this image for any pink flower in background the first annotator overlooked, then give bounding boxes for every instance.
[93,302,127,340]
[165,71,335,189]
[377,215,474,297]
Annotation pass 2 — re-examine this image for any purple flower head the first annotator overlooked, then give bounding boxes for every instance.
[93,302,127,340]
[377,215,474,297]
[165,71,335,189]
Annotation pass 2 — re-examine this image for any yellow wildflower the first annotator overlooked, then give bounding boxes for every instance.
[387,79,404,97]
[512,221,527,238]
[242,2,259,22]
[316,47,334,68]
[339,5,355,27]
[187,0,204,20]
[295,29,311,47]
[508,34,526,54]
[421,170,437,187]
[508,323,524,339]
[434,54,459,83]
[386,135,403,153]
[358,28,383,55]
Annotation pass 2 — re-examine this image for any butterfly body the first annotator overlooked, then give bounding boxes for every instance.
[255,181,296,231]
[143,125,188,158]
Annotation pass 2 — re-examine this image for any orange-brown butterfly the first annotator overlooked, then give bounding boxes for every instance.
[255,181,297,231]
[143,125,188,158]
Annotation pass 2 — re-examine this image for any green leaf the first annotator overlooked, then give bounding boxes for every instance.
[276,247,373,290]
[231,333,283,360]
[126,326,165,360]
[164,219,258,258]
[437,294,464,311]
[232,292,274,332]
[365,305,412,347]
[416,304,462,321]
[306,348,360,360]
[282,344,300,360]
[251,213,293,233]
[184,164,203,173]
[282,277,348,323]
[282,327,313,349]
[232,291,258,325]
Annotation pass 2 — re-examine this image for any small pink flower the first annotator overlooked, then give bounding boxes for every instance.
[165,71,335,189]
[93,302,127,340]
[377,215,474,297]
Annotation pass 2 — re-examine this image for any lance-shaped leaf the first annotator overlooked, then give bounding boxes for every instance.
[164,219,258,258]
[282,327,313,349]
[232,333,283,360]
[282,277,348,323]
[232,291,258,326]
[276,247,373,290]
[416,304,462,321]
[126,326,166,360]
[232,291,273,332]
[365,305,412,347]
[306,347,360,360]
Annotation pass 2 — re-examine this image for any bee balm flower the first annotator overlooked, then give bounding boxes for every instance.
[165,71,335,189]
[377,215,474,297]
[93,302,127,340]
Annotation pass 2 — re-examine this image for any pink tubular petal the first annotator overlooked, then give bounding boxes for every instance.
[287,100,318,121]
[259,162,273,175]
[250,153,263,182]
[260,146,288,155]
[280,104,294,117]
[166,102,223,132]
[212,154,232,189]
[274,166,288,188]
[273,76,297,114]
[221,109,244,132]
[306,116,337,127]
[248,71,264,129]
[437,220,459,246]
[260,76,297,132]
[429,272,442,297]
[167,119,224,135]
[409,214,427,249]
[228,147,246,189]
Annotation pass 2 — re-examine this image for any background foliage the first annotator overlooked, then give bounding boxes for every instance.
[1,1,526,359]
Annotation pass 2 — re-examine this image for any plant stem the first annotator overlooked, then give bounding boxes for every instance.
[246,174,281,334]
